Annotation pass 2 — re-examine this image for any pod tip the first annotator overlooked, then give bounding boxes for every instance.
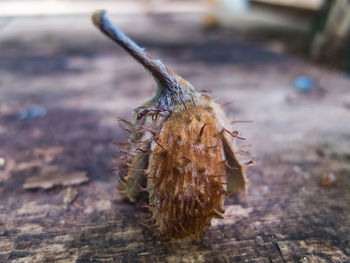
[91,9,106,27]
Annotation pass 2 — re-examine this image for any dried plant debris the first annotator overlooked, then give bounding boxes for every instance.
[92,10,250,241]
[16,160,44,171]
[1,146,65,181]
[0,157,16,182]
[64,187,78,208]
[23,166,89,190]
[0,146,87,190]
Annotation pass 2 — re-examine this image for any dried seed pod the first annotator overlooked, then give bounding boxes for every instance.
[92,10,247,241]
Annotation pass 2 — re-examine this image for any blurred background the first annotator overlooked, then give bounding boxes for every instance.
[1,1,350,262]
[1,0,349,168]
[0,0,349,70]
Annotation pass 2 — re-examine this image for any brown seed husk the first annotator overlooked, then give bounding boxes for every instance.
[91,10,247,241]
[147,104,227,239]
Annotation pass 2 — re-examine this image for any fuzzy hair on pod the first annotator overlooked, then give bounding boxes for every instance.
[92,10,247,241]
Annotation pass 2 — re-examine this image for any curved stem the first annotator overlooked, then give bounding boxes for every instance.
[91,10,175,91]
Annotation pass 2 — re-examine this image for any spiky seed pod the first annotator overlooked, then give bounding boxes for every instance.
[92,10,247,241]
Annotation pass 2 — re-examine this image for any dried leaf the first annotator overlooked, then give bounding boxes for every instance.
[23,166,89,190]
[16,160,43,171]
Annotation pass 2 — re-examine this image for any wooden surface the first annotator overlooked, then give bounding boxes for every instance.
[0,14,350,262]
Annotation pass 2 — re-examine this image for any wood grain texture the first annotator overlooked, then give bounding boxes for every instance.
[0,13,349,262]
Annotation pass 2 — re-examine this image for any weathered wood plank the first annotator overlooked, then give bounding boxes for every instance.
[0,14,349,262]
